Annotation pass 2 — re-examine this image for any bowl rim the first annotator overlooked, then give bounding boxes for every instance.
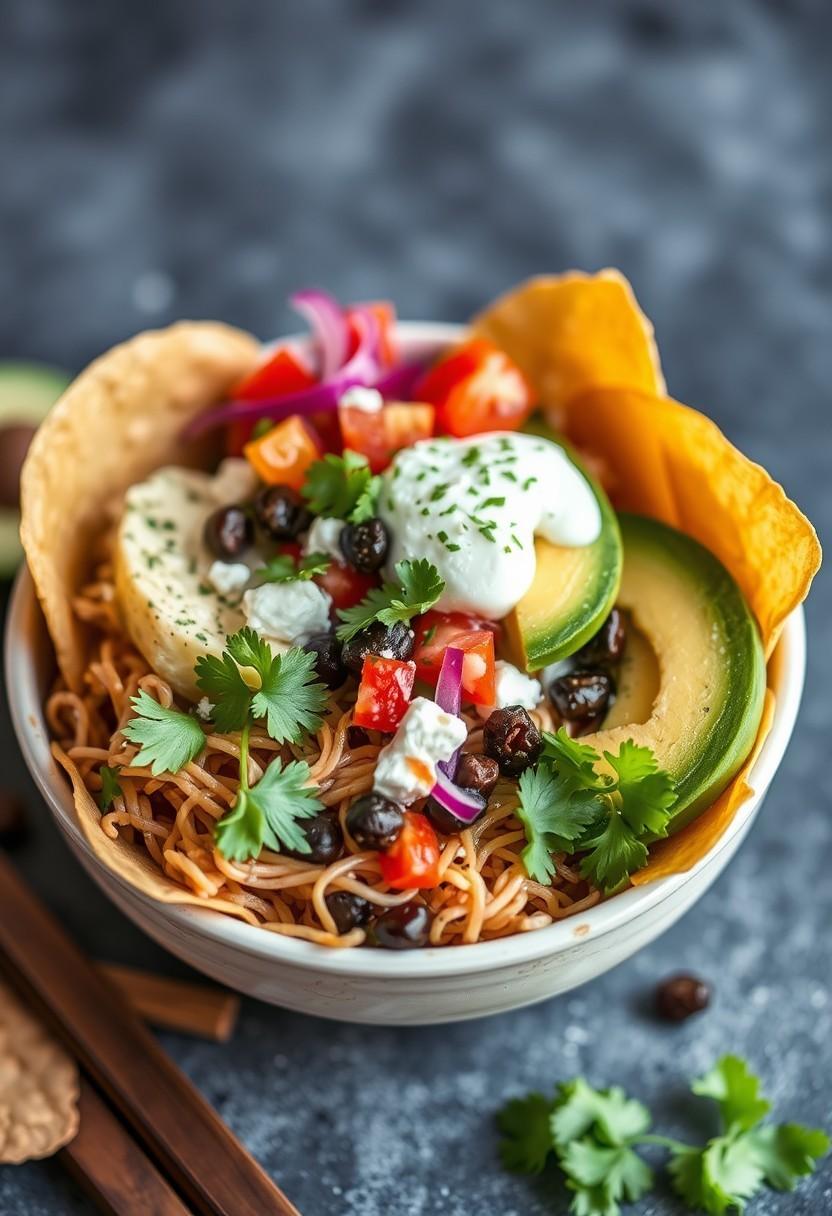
[5,319,807,980]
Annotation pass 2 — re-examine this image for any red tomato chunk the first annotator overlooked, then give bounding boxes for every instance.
[354,656,416,733]
[379,812,441,889]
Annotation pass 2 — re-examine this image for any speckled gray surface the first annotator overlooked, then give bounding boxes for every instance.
[1,1,831,1212]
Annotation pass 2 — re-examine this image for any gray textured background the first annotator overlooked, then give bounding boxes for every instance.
[1,1,830,1213]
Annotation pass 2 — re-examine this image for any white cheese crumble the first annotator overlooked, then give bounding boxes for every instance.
[303,516,346,565]
[196,697,214,721]
[340,386,384,413]
[207,560,251,598]
[477,660,543,719]
[243,580,332,646]
[373,697,468,805]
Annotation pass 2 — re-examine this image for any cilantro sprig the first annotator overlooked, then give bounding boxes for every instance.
[335,558,445,642]
[122,690,207,776]
[97,764,123,810]
[516,728,676,892]
[254,551,330,584]
[301,449,381,523]
[497,1056,829,1216]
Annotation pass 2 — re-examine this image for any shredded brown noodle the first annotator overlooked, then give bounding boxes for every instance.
[48,548,600,949]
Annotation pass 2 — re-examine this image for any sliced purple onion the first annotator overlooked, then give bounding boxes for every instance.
[430,768,487,826]
[289,289,348,379]
[435,646,464,779]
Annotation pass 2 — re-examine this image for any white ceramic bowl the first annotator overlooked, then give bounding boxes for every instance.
[4,322,807,1025]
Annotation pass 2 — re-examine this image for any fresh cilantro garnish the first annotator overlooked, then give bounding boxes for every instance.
[122,690,206,776]
[97,765,123,811]
[497,1057,829,1216]
[517,729,675,892]
[255,552,331,584]
[301,449,381,522]
[336,558,444,642]
[215,756,322,862]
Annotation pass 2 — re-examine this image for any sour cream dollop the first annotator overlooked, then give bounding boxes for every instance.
[379,433,601,620]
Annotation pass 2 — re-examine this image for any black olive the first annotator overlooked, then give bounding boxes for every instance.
[574,608,627,666]
[550,671,614,722]
[346,793,405,850]
[346,725,371,749]
[483,706,542,776]
[373,901,431,949]
[304,633,346,690]
[340,517,389,574]
[282,810,343,865]
[254,485,312,540]
[341,620,414,675]
[325,891,373,934]
[655,973,711,1022]
[203,505,253,559]
[425,789,487,835]
[455,753,500,798]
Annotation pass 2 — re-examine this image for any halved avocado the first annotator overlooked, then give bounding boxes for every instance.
[584,514,766,834]
[0,362,70,576]
[505,446,622,670]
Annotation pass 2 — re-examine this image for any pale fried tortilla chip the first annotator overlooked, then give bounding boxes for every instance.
[472,269,665,423]
[0,979,79,1163]
[21,322,260,693]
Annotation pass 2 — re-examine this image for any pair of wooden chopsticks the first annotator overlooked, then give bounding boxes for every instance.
[0,852,300,1216]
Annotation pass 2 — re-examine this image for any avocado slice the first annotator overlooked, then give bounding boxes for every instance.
[505,447,622,670]
[585,514,767,833]
[0,362,70,577]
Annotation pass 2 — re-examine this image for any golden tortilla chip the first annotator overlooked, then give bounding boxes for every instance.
[0,979,79,1163]
[21,322,260,693]
[562,386,820,657]
[472,269,665,424]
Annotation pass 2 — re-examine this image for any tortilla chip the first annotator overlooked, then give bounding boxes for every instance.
[632,690,776,883]
[0,979,79,1163]
[562,387,821,657]
[21,322,260,693]
[472,269,664,424]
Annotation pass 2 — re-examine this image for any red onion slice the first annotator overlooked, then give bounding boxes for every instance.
[289,289,348,379]
[430,768,487,826]
[435,646,464,780]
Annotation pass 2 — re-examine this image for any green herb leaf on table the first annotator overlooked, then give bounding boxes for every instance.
[691,1055,772,1134]
[121,690,206,776]
[215,758,323,862]
[336,558,445,641]
[746,1123,832,1191]
[255,552,331,584]
[301,449,381,522]
[551,1079,652,1149]
[97,764,123,811]
[561,1139,653,1216]
[497,1093,556,1174]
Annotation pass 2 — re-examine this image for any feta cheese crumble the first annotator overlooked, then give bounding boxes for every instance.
[243,580,332,647]
[207,560,251,598]
[373,697,468,804]
[303,516,346,565]
[477,660,543,719]
[340,386,384,413]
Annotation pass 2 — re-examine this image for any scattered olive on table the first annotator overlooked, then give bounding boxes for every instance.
[203,504,253,559]
[325,891,374,935]
[340,517,389,574]
[346,793,405,850]
[483,706,542,776]
[455,753,500,798]
[373,901,432,949]
[254,485,312,540]
[574,607,627,666]
[425,790,487,835]
[549,670,615,723]
[341,620,414,675]
[655,973,711,1021]
[283,810,343,865]
[304,632,347,690]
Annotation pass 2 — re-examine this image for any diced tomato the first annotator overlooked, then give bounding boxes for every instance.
[309,408,343,454]
[243,415,322,489]
[379,812,441,890]
[453,631,496,706]
[314,561,377,611]
[339,401,434,473]
[346,301,397,367]
[416,338,536,438]
[412,611,497,687]
[226,349,316,455]
[354,656,416,733]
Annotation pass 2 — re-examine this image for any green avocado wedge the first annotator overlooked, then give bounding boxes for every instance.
[584,514,767,835]
[506,432,622,671]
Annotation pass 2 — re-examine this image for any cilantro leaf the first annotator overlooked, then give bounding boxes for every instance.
[579,814,649,895]
[194,651,253,733]
[122,690,206,776]
[225,626,274,674]
[301,449,380,521]
[255,552,331,583]
[552,1079,651,1149]
[496,1093,556,1174]
[700,1135,764,1214]
[336,558,444,641]
[692,1056,772,1134]
[97,765,123,811]
[542,728,609,795]
[605,739,676,838]
[746,1123,831,1191]
[516,766,600,883]
[251,646,328,744]
[215,758,323,861]
[562,1139,653,1216]
[667,1146,709,1210]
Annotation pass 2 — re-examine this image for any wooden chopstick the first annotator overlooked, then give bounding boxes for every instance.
[61,1076,194,1216]
[97,963,240,1042]
[0,854,300,1216]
